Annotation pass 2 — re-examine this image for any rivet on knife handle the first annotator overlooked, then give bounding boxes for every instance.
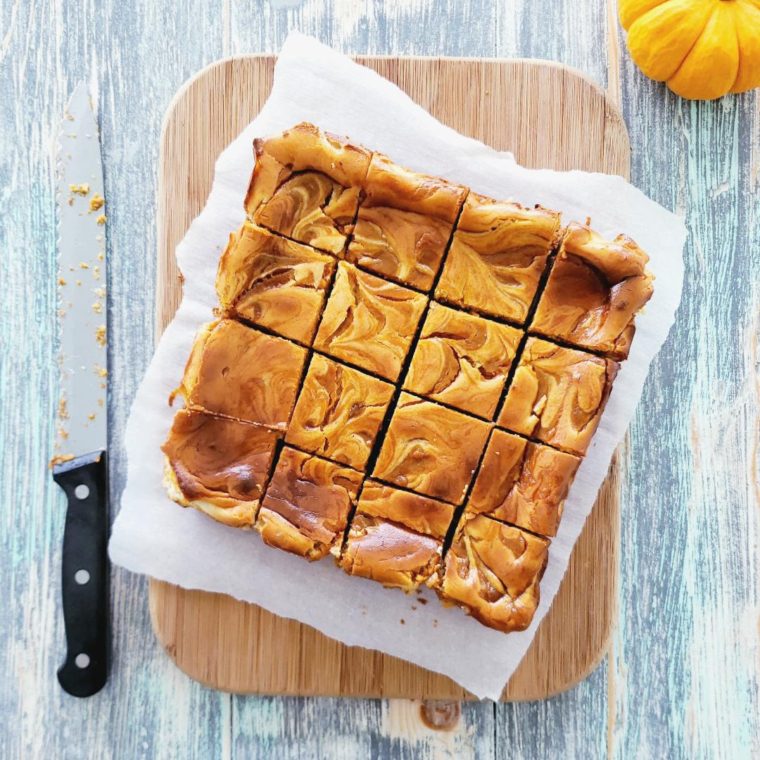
[53,451,109,697]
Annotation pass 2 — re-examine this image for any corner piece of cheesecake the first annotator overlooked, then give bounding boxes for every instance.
[466,429,580,538]
[346,153,468,290]
[531,223,654,360]
[436,193,561,325]
[245,123,373,254]
[498,337,618,456]
[161,408,280,528]
[433,514,549,633]
[336,480,455,591]
[174,319,307,430]
[256,446,362,560]
[216,222,335,344]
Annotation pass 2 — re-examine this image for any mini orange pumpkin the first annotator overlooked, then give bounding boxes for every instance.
[619,0,760,99]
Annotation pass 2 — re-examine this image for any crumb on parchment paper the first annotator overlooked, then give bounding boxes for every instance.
[96,214,106,225]
[89,194,104,212]
[69,183,90,195]
[95,325,106,347]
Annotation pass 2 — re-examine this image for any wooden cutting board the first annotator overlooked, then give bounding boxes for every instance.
[150,55,628,701]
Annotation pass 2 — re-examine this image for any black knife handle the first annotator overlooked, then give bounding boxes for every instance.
[53,450,109,697]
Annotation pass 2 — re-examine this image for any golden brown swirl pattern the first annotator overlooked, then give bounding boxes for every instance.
[256,447,362,560]
[532,223,655,359]
[372,393,491,505]
[337,482,454,590]
[356,480,455,540]
[245,123,372,254]
[467,429,580,537]
[498,338,618,455]
[314,262,427,381]
[161,409,280,528]
[434,514,549,632]
[286,354,394,469]
[346,153,467,290]
[176,319,307,430]
[216,223,335,343]
[404,302,523,419]
[338,514,442,591]
[435,193,561,324]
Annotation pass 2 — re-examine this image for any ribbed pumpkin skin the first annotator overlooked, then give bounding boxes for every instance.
[619,0,760,99]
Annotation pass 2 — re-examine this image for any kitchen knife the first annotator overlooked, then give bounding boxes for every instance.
[52,82,109,698]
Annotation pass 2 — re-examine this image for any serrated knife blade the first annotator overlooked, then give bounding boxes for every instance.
[52,82,109,698]
[54,82,107,459]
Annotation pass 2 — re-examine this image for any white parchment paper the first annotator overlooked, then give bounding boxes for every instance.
[109,33,687,700]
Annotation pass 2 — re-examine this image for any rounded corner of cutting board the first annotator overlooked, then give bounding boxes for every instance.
[151,54,627,702]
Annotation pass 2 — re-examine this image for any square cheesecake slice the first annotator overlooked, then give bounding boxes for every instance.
[256,447,362,561]
[337,480,455,591]
[436,194,561,324]
[286,353,395,470]
[373,393,491,505]
[345,154,468,290]
[314,262,427,381]
[434,514,549,633]
[404,302,523,419]
[161,408,280,528]
[175,319,307,430]
[498,337,618,456]
[467,429,580,537]
[245,123,372,254]
[531,223,654,359]
[216,222,335,344]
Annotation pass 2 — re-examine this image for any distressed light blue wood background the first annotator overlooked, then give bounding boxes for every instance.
[1,1,758,757]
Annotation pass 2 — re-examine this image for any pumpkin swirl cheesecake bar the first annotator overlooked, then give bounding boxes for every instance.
[161,122,654,634]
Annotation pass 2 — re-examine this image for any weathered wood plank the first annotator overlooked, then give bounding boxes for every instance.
[232,697,497,759]
[611,47,760,758]
[1,1,230,758]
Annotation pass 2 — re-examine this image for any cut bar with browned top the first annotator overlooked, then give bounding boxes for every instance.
[436,193,561,325]
[531,223,654,359]
[404,302,523,419]
[216,222,335,344]
[467,429,580,537]
[245,123,372,254]
[256,447,363,560]
[498,337,618,456]
[337,480,454,591]
[346,153,468,290]
[433,513,550,633]
[161,409,281,528]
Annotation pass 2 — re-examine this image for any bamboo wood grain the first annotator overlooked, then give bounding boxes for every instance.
[150,55,629,701]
